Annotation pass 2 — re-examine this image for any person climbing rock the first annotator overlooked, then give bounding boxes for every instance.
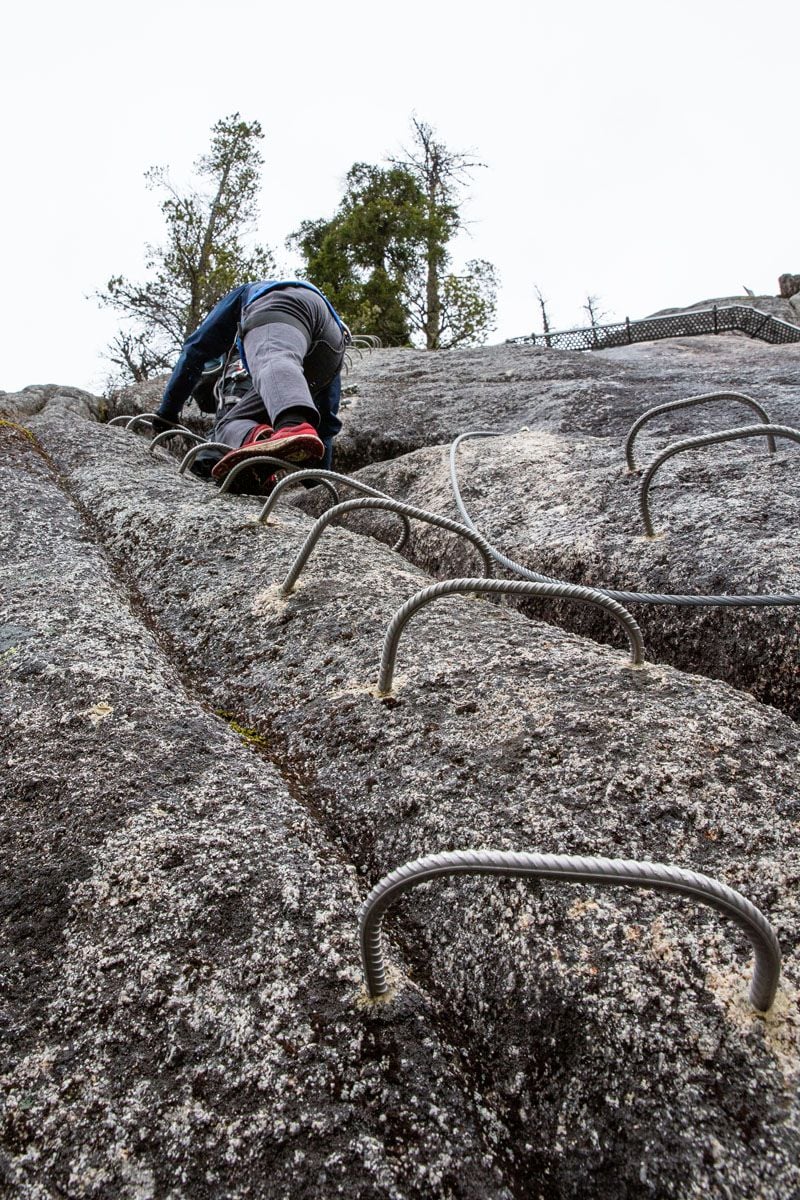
[152,280,349,490]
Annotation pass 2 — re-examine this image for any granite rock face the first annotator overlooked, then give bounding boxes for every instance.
[0,384,105,424]
[778,276,800,301]
[3,322,800,1198]
[330,428,799,716]
[331,332,800,473]
[12,412,800,1200]
[0,425,509,1199]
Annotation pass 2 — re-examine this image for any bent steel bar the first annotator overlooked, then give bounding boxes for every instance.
[639,423,800,537]
[214,456,304,497]
[282,499,496,596]
[178,441,233,476]
[506,304,800,351]
[449,430,800,608]
[377,578,644,694]
[625,393,776,473]
[124,414,159,431]
[258,469,413,552]
[148,428,207,453]
[358,849,781,1011]
[108,414,141,427]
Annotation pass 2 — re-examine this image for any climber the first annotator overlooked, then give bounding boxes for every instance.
[152,280,349,490]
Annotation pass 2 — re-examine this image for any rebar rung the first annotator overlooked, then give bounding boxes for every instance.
[377,577,644,694]
[639,423,800,537]
[281,499,497,596]
[449,430,800,608]
[625,393,776,473]
[358,849,781,1012]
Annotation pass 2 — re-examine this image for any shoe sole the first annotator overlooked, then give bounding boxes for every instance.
[211,435,323,481]
[258,432,325,463]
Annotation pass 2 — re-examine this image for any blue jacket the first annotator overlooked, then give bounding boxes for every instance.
[157,280,345,419]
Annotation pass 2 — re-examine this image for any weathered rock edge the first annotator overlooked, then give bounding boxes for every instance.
[324,429,800,717]
[332,335,800,472]
[0,424,511,1200]
[29,415,800,1200]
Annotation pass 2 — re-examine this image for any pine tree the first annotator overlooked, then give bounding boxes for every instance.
[291,163,428,345]
[294,118,497,349]
[98,114,275,383]
[390,118,495,349]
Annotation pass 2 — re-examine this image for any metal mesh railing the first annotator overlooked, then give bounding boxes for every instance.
[507,305,800,351]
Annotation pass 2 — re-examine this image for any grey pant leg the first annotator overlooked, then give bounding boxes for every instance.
[213,292,345,449]
[212,390,271,449]
[244,321,317,427]
[212,324,315,449]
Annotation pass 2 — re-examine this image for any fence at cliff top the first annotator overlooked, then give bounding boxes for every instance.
[506,305,800,351]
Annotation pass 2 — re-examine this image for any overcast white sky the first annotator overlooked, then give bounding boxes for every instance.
[2,0,798,394]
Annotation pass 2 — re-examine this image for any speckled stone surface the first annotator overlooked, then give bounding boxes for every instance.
[0,425,512,1199]
[16,412,800,1199]
[332,332,800,472]
[33,307,800,472]
[328,428,799,716]
[0,385,105,424]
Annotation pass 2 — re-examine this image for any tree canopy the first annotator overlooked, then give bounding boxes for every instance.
[293,119,497,350]
[97,114,274,384]
[291,163,430,345]
[99,113,497,381]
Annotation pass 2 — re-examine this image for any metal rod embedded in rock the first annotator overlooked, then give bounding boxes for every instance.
[639,423,800,538]
[625,392,776,473]
[377,577,644,694]
[258,469,413,552]
[149,428,207,453]
[449,429,800,608]
[282,499,496,597]
[358,849,781,1012]
[177,441,235,476]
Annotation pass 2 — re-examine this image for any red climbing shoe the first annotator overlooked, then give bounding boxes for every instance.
[253,422,325,464]
[211,443,281,494]
[211,422,323,489]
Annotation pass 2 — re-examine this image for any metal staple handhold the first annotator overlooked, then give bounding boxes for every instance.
[148,428,207,453]
[177,441,235,475]
[258,469,413,552]
[282,499,496,596]
[639,423,800,537]
[449,430,800,608]
[108,414,142,427]
[124,414,159,431]
[358,849,781,1011]
[377,577,644,694]
[214,456,305,497]
[625,393,776,472]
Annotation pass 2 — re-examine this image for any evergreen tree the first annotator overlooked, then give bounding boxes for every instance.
[294,119,497,349]
[291,163,428,345]
[391,118,487,349]
[98,114,275,383]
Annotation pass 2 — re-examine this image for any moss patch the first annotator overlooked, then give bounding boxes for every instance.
[216,710,269,750]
